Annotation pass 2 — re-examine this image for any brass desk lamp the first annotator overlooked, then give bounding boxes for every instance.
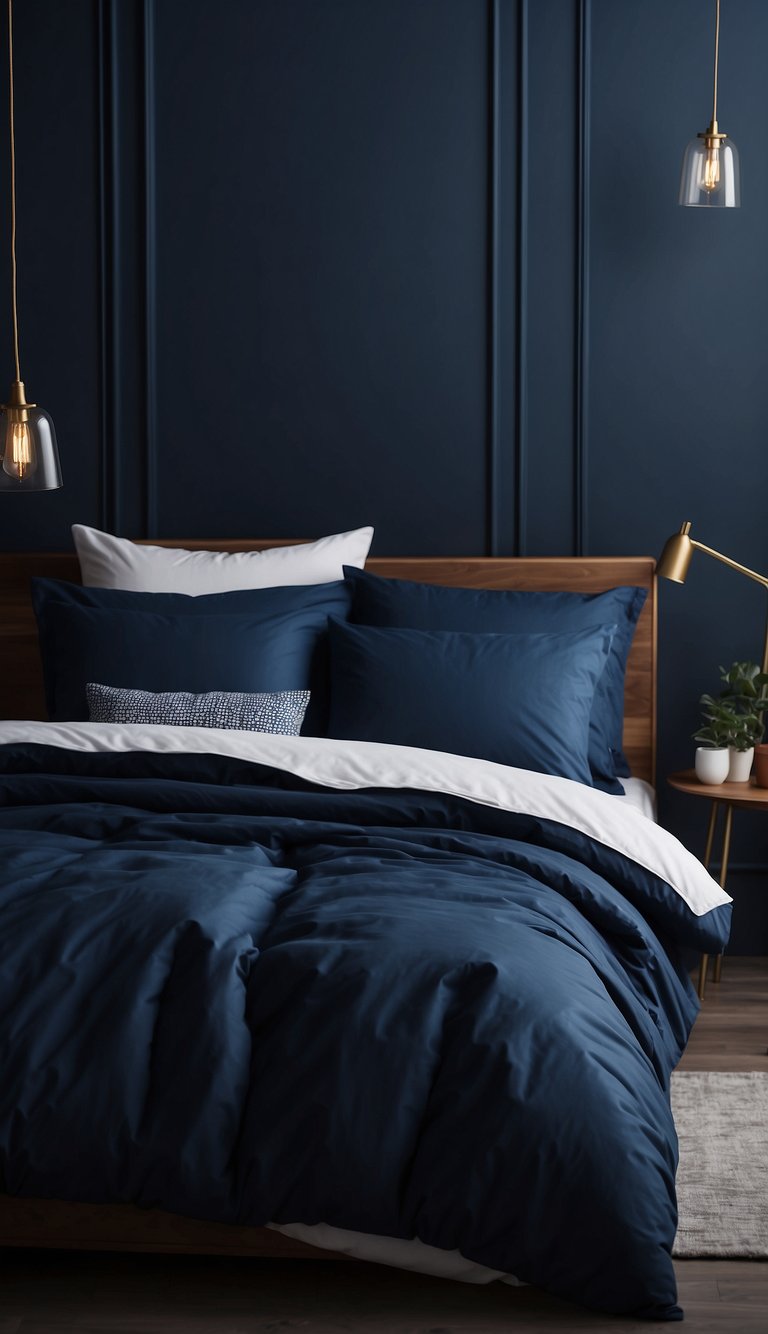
[657,521,768,672]
[657,520,768,997]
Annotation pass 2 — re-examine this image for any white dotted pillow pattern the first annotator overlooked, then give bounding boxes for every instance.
[86,683,310,734]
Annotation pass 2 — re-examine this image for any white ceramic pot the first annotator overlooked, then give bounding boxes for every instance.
[727,746,754,783]
[695,746,730,785]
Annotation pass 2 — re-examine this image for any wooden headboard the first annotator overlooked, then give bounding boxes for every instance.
[0,545,657,784]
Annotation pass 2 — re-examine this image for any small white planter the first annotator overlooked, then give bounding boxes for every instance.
[727,746,754,783]
[695,746,730,785]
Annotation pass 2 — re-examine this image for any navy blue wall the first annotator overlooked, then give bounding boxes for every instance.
[1,0,767,948]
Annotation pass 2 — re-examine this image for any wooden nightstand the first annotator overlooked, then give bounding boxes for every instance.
[668,769,768,1000]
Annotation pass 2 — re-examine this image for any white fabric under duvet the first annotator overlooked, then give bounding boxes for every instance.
[619,776,657,822]
[0,721,725,1286]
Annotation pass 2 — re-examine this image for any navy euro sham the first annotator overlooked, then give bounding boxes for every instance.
[0,740,731,1319]
[326,618,615,784]
[31,577,351,733]
[343,565,647,791]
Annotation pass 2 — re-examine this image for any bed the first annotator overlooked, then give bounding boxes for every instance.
[0,540,732,1320]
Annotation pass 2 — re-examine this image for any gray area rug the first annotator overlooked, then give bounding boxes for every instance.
[671,1070,768,1258]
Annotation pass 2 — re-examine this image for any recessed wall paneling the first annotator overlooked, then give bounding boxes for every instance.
[153,0,497,554]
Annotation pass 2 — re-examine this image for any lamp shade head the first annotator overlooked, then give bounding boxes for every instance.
[0,389,62,492]
[657,523,694,584]
[679,133,741,207]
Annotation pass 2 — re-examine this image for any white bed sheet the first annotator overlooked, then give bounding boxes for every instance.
[268,1220,524,1285]
[619,777,657,822]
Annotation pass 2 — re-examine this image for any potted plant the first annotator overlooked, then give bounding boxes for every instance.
[719,661,768,780]
[696,661,768,784]
[693,701,735,784]
[726,712,763,781]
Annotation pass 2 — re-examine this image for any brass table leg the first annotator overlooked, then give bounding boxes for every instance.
[698,800,721,1000]
[703,800,719,865]
[696,952,709,1001]
[713,803,733,985]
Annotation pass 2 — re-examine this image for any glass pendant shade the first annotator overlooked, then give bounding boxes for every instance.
[679,134,741,207]
[0,403,62,490]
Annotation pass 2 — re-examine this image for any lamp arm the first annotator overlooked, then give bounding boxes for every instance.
[690,539,768,591]
[691,540,768,674]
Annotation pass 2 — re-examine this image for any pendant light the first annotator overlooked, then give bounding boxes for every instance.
[0,0,61,490]
[679,0,740,208]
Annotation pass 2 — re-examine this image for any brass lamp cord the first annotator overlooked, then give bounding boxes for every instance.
[8,0,20,383]
[711,0,721,127]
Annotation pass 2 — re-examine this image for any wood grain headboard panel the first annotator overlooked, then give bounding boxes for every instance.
[0,546,657,784]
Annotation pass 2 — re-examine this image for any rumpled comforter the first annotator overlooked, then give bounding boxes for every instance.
[0,725,731,1320]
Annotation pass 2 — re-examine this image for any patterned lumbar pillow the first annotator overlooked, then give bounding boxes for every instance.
[86,683,310,734]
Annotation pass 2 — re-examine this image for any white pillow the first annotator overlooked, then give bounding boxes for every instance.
[72,524,374,594]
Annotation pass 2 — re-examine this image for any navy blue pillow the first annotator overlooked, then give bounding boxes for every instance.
[343,566,647,792]
[31,578,352,731]
[326,619,616,785]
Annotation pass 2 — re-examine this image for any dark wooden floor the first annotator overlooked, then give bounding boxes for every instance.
[677,955,768,1074]
[1,957,766,1334]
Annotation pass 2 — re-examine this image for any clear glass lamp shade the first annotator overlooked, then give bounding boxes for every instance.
[679,136,741,207]
[0,406,62,491]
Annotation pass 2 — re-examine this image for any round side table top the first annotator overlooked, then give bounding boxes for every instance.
[668,769,768,807]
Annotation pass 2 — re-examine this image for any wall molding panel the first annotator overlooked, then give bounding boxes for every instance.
[487,0,527,558]
[574,0,591,557]
[95,0,157,539]
[513,0,529,557]
[96,0,120,533]
[90,0,587,553]
[142,0,158,536]
[486,0,501,556]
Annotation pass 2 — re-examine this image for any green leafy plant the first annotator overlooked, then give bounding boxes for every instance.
[693,699,738,750]
[694,661,768,751]
[719,660,768,702]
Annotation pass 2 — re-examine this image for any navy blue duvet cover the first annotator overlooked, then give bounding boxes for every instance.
[0,737,731,1320]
